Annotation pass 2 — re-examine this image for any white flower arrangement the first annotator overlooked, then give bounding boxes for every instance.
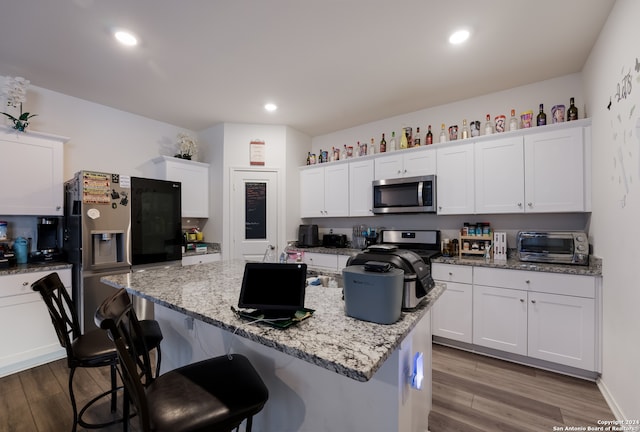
[1,76,37,131]
[175,132,197,160]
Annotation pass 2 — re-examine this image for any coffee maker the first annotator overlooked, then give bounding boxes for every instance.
[30,217,64,262]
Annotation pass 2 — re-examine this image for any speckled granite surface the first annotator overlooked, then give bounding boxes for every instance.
[432,254,602,276]
[101,259,444,382]
[0,262,72,276]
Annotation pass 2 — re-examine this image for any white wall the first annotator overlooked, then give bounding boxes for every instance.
[312,73,584,155]
[582,0,640,421]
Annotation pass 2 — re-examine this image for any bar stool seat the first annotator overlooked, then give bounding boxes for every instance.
[96,288,269,432]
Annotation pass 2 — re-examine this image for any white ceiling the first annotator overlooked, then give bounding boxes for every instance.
[0,0,615,137]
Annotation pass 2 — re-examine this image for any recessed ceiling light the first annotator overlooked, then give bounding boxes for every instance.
[114,30,138,46]
[449,29,470,45]
[264,103,277,112]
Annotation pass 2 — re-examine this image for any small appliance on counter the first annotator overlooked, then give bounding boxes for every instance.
[342,264,404,324]
[347,229,440,309]
[30,217,65,263]
[516,231,589,265]
[298,224,320,247]
[322,233,347,248]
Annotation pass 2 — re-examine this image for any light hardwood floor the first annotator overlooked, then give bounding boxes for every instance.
[0,344,614,431]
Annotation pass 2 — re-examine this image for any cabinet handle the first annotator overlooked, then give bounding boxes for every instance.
[403,169,407,174]
[448,272,453,276]
[56,205,62,211]
[397,170,402,174]
[525,280,530,284]
[527,202,533,207]
[22,281,29,286]
[520,298,525,302]
[531,299,536,304]
[517,202,522,207]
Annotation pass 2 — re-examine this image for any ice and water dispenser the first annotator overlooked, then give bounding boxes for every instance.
[90,231,126,267]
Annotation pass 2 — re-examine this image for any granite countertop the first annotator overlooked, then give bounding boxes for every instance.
[432,254,602,276]
[0,261,72,276]
[101,259,445,382]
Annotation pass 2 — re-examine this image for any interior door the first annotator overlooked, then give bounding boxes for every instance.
[231,169,278,261]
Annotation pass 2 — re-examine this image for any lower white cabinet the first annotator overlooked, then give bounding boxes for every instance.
[303,252,351,272]
[431,263,473,343]
[182,253,221,266]
[472,267,597,371]
[0,268,72,377]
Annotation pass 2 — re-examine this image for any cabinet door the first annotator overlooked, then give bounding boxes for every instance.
[473,285,527,355]
[300,167,326,217]
[404,149,436,177]
[374,153,404,180]
[0,269,71,377]
[323,164,349,217]
[349,160,374,217]
[528,291,595,370]
[0,131,65,216]
[432,281,472,343]
[156,157,210,218]
[475,136,525,214]
[524,127,585,212]
[436,143,475,215]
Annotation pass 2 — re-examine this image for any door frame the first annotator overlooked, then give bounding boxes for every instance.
[228,167,283,261]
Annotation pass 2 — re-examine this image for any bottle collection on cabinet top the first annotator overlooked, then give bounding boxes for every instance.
[304,97,581,165]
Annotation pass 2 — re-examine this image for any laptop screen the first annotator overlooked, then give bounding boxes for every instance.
[238,262,307,312]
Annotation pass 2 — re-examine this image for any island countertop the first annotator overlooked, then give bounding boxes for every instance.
[101,259,444,382]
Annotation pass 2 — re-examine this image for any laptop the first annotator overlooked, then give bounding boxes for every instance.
[237,262,314,328]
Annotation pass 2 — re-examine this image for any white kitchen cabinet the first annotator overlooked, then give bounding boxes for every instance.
[436,142,475,215]
[472,284,528,355]
[303,252,339,271]
[0,128,68,216]
[182,253,221,266]
[0,268,72,377]
[473,266,597,371]
[524,127,585,212]
[299,164,349,218]
[374,149,436,180]
[431,263,473,343]
[349,159,374,217]
[475,136,525,213]
[151,156,210,218]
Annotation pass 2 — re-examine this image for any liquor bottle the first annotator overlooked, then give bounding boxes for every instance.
[484,114,494,135]
[400,129,408,149]
[369,138,376,155]
[426,125,433,144]
[439,123,448,143]
[380,133,387,153]
[389,131,397,151]
[567,97,578,121]
[318,149,324,163]
[306,152,311,165]
[414,127,421,146]
[536,104,547,126]
[461,119,469,139]
[509,109,518,131]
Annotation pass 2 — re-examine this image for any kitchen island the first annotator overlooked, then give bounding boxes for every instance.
[102,259,444,432]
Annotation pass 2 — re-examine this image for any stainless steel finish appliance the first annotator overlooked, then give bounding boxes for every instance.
[298,224,319,247]
[63,170,132,332]
[517,231,589,265]
[347,229,441,309]
[372,175,436,214]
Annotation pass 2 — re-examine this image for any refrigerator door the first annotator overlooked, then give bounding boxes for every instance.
[81,267,131,332]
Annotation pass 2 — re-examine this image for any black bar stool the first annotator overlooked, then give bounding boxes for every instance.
[95,288,269,432]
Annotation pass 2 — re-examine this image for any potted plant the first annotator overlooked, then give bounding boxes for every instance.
[175,132,197,160]
[1,76,37,132]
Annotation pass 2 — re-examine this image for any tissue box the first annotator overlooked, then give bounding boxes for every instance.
[342,265,404,324]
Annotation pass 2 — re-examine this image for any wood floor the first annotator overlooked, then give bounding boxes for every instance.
[0,344,614,432]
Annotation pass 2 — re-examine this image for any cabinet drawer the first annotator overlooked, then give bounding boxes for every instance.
[1,269,71,298]
[474,267,596,298]
[304,252,338,270]
[182,253,221,266]
[432,263,473,284]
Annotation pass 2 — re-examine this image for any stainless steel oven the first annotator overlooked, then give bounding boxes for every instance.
[372,175,436,214]
[516,231,589,265]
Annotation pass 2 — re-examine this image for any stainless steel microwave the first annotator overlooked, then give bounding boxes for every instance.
[516,231,589,265]
[372,175,436,214]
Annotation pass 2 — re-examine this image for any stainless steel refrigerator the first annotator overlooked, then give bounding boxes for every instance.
[63,171,132,333]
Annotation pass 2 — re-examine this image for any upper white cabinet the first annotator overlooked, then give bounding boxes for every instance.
[436,142,475,215]
[0,128,67,216]
[300,164,349,218]
[349,159,374,217]
[374,149,436,180]
[150,156,210,218]
[524,127,586,213]
[475,136,525,213]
